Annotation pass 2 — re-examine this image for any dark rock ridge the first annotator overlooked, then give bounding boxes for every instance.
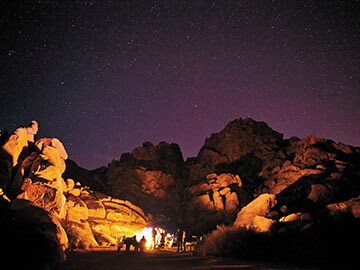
[185,118,284,188]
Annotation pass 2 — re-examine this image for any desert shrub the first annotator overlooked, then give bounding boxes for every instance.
[196,218,360,268]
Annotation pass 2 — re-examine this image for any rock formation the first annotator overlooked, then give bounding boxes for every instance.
[189,119,360,267]
[64,141,185,231]
[63,180,147,248]
[181,173,251,234]
[184,118,284,188]
[64,118,360,251]
[0,121,148,269]
[4,117,357,267]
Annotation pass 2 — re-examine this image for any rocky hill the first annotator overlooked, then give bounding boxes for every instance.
[64,117,360,266]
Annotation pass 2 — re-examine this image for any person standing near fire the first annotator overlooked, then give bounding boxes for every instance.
[176,228,183,252]
[151,227,157,250]
[139,236,146,252]
[182,229,187,252]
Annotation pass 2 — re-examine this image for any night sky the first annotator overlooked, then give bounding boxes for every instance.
[1,1,359,169]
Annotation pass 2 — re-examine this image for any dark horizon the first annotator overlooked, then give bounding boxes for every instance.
[1,1,359,170]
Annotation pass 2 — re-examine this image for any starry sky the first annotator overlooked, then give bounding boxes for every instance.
[1,0,359,169]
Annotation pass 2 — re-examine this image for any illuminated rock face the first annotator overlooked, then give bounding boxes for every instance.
[65,141,183,230]
[0,121,148,267]
[233,193,276,230]
[196,134,360,236]
[195,127,360,265]
[0,121,67,269]
[182,173,246,234]
[64,185,147,248]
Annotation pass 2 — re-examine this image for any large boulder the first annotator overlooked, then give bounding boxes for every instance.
[233,193,276,232]
[181,173,250,234]
[62,182,148,248]
[0,121,67,269]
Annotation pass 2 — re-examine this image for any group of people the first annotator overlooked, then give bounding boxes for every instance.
[116,235,147,253]
[116,227,192,253]
[150,227,174,249]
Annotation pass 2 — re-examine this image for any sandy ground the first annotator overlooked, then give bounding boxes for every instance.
[60,247,322,270]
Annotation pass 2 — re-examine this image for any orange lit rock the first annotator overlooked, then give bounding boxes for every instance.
[182,173,243,233]
[0,120,150,256]
[68,187,81,197]
[225,192,239,212]
[249,215,276,233]
[65,195,88,222]
[1,120,38,167]
[326,197,360,218]
[213,191,224,211]
[279,212,301,222]
[64,220,99,249]
[233,193,276,228]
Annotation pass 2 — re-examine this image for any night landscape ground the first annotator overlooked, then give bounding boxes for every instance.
[61,248,322,270]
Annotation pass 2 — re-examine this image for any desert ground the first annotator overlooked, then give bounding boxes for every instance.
[60,246,322,270]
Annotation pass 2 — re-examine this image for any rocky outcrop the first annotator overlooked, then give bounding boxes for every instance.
[61,116,360,266]
[0,121,67,269]
[181,173,251,234]
[179,119,360,267]
[64,118,360,239]
[65,141,184,230]
[196,134,360,265]
[121,141,184,179]
[3,117,359,267]
[63,180,147,248]
[104,165,180,230]
[0,121,148,269]
[185,118,284,189]
[233,193,277,232]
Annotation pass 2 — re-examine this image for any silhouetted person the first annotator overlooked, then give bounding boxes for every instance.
[139,236,146,252]
[182,230,187,252]
[151,228,156,250]
[176,228,183,252]
[124,237,131,252]
[159,231,165,248]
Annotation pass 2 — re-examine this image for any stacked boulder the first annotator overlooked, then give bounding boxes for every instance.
[0,121,68,269]
[196,132,360,266]
[64,179,147,248]
[181,173,251,234]
[0,121,147,269]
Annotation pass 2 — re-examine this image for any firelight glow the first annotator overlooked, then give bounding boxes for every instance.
[136,227,153,250]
